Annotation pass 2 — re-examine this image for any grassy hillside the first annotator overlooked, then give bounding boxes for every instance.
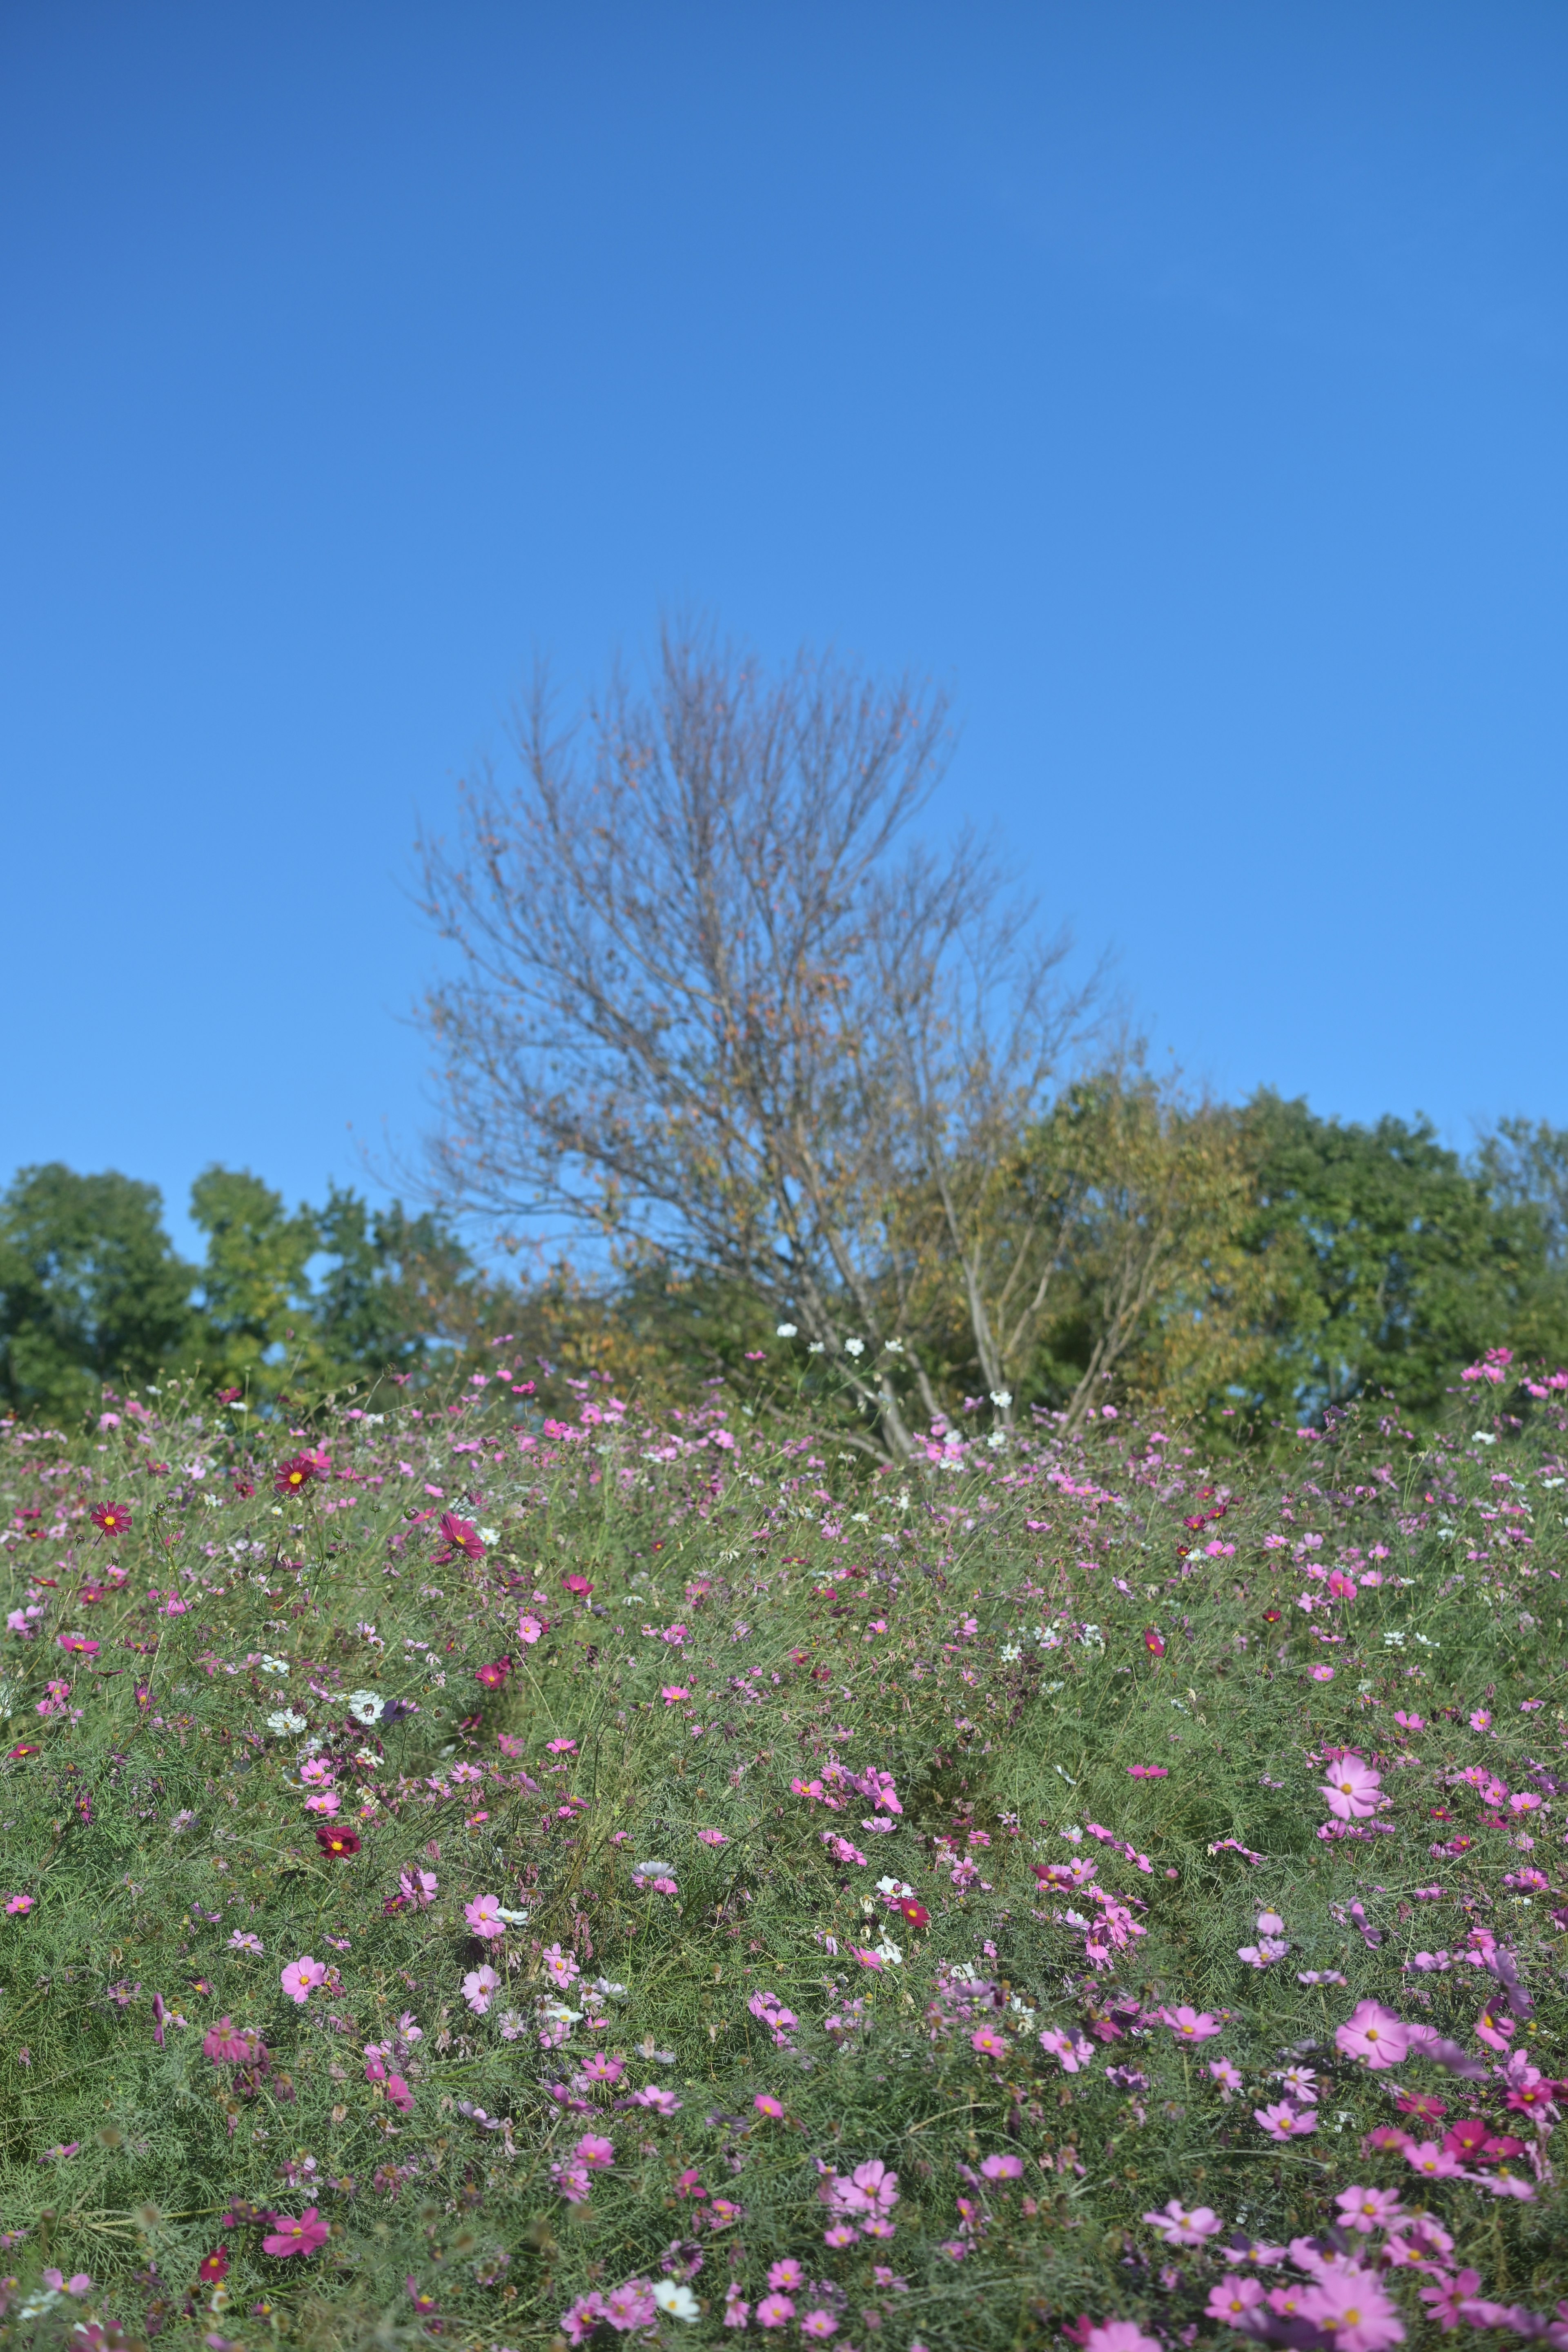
[0,1368,1564,2349]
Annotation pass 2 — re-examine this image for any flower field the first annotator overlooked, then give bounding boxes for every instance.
[0,1363,1565,2350]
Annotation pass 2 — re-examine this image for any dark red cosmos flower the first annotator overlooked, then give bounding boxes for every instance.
[91,1502,132,1536]
[1262,1608,1282,1624]
[316,1825,361,1859]
[892,1898,930,1929]
[198,2247,230,2284]
[437,1511,485,1561]
[233,1477,255,1499]
[216,1387,243,1405]
[274,1453,321,1495]
[7,1742,40,1759]
[1143,1627,1166,1657]
[474,1657,511,1691]
[563,1573,593,1597]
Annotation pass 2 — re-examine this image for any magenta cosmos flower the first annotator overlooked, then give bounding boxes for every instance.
[262,2207,329,2258]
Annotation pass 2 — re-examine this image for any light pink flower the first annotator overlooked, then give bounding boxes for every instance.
[1157,2004,1222,2042]
[1142,2199,1223,2247]
[1085,2325,1163,2352]
[1298,2261,1405,2352]
[1254,2100,1316,2140]
[1335,2185,1404,2234]
[1319,1755,1383,1820]
[756,2294,795,2328]
[575,2133,615,2170]
[1335,2000,1409,2070]
[1206,2276,1266,2328]
[1403,2140,1463,2180]
[464,1893,506,1940]
[461,1964,499,2014]
[281,1956,326,2005]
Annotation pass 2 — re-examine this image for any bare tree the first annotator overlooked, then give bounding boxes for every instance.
[414,624,1089,1459]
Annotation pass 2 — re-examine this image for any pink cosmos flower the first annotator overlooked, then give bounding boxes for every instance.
[1084,2325,1162,2352]
[756,2294,796,2328]
[1319,1755,1383,1820]
[754,2093,784,2118]
[561,2292,607,2345]
[1157,2004,1222,2042]
[1298,2261,1404,2352]
[980,2152,1024,2180]
[461,1965,499,2015]
[262,2207,329,2258]
[1142,2199,1223,2248]
[582,2051,624,2084]
[603,2282,658,2328]
[464,1893,506,1940]
[1038,2026,1091,2070]
[661,1685,690,1704]
[386,2072,414,2111]
[280,1956,327,2005]
[574,2132,615,2170]
[1254,2101,1316,2140]
[1469,1709,1492,1732]
[517,1613,545,1644]
[801,2314,837,2341]
[1335,2000,1409,2069]
[697,1828,729,1846]
[1206,2276,1266,2329]
[971,2024,1008,2056]
[1403,2139,1463,2180]
[767,2261,804,2292]
[5,1893,34,1915]
[1208,2058,1243,2099]
[304,1790,341,1815]
[1335,2186,1404,2234]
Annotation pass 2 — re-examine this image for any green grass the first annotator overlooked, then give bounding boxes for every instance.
[0,1374,1564,2350]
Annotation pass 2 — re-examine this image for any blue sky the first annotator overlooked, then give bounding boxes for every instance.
[3,3,1565,1258]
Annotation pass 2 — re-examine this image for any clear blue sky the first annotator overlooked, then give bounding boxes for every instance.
[4,3,1565,1258]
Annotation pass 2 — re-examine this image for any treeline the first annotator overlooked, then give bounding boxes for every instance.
[3,1091,1565,1435]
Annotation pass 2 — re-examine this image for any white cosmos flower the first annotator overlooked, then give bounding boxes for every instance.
[258,1654,290,1675]
[989,1390,1012,1407]
[266,1707,307,1735]
[843,1338,865,1356]
[775,1323,798,1338]
[347,1690,385,1724]
[652,2279,701,2321]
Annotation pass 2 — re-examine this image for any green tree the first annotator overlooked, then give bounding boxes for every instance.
[189,1166,320,1394]
[0,1163,194,1419]
[312,1186,480,1374]
[1233,1094,1555,1423]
